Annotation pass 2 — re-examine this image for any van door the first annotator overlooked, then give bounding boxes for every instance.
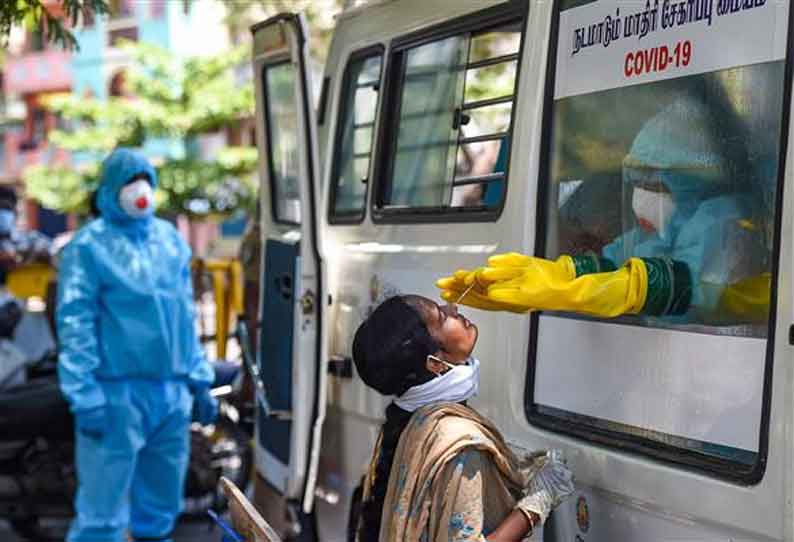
[250,13,326,513]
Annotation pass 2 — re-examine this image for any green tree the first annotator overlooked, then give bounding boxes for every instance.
[23,40,258,218]
[0,0,108,51]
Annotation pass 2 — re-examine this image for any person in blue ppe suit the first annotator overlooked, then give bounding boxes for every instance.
[593,95,767,321]
[441,96,769,323]
[57,148,218,542]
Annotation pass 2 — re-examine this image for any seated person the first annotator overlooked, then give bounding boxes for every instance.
[0,186,52,284]
[0,187,55,370]
[439,96,769,323]
[451,137,506,209]
[353,295,574,542]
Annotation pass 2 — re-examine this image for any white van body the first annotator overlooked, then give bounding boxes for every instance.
[250,1,794,540]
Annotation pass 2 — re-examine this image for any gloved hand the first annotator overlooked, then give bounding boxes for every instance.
[718,272,771,323]
[482,252,605,314]
[479,252,576,286]
[74,406,108,439]
[192,387,219,425]
[436,268,530,313]
[476,252,648,317]
[516,449,575,525]
[436,253,579,313]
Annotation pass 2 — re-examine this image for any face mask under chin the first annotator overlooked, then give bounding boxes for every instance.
[429,354,475,374]
[394,355,481,412]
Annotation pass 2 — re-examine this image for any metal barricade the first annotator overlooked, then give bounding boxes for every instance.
[192,258,244,360]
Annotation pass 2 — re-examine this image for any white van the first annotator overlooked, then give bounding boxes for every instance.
[247,0,794,540]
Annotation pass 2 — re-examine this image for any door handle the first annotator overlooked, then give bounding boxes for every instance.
[328,355,352,378]
[275,274,293,300]
[300,289,315,315]
[236,321,292,421]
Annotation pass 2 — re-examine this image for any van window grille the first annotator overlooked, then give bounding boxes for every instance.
[376,12,524,220]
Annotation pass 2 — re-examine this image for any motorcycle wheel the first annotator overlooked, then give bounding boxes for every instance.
[10,516,57,541]
[184,413,252,515]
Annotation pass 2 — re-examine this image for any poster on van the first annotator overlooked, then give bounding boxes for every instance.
[555,0,789,99]
[534,0,791,469]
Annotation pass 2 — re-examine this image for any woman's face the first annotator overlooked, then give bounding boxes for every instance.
[419,298,478,364]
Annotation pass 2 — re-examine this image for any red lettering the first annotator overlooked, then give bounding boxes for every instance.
[682,40,692,66]
[625,44,686,78]
[642,48,654,73]
[658,46,669,71]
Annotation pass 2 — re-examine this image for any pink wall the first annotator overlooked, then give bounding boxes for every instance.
[4,50,73,95]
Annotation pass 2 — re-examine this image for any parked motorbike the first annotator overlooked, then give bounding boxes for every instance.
[0,355,253,541]
[184,359,254,516]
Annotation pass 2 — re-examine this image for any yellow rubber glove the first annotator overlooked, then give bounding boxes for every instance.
[436,268,530,313]
[718,272,771,323]
[477,253,577,287]
[480,253,648,317]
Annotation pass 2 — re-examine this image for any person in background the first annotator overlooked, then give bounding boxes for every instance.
[0,186,56,379]
[56,148,218,542]
[0,185,52,284]
[353,295,574,542]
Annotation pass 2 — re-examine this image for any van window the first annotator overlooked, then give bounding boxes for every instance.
[263,61,301,224]
[530,0,789,478]
[329,48,383,222]
[376,9,523,218]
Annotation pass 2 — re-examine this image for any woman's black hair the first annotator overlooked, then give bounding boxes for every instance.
[352,295,440,542]
[357,404,414,542]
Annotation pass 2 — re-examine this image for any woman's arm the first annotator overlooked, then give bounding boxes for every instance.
[486,509,538,542]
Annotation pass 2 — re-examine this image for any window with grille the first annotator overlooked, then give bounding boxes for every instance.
[375,6,524,221]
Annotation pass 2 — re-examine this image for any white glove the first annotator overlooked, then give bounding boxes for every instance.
[516,449,575,525]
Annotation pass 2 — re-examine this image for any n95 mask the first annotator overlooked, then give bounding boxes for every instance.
[632,186,675,236]
[119,179,154,219]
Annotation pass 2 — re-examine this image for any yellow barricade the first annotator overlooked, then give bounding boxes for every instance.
[7,263,56,300]
[192,258,244,360]
[7,260,244,360]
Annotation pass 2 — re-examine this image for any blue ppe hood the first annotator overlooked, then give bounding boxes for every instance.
[622,96,733,205]
[97,148,157,232]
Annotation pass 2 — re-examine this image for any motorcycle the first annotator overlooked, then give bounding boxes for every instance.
[0,354,253,541]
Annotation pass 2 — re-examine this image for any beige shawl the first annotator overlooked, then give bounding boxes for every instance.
[368,403,539,542]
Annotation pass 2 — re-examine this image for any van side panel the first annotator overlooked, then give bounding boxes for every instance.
[312,1,794,541]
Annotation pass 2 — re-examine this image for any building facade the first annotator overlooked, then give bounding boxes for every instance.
[0,0,229,239]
